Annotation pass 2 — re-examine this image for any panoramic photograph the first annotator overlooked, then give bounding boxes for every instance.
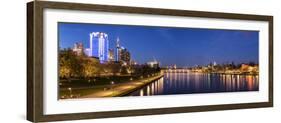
[58,22,259,99]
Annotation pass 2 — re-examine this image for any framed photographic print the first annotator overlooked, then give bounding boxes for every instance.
[27,0,273,122]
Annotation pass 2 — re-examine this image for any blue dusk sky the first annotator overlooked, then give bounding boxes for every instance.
[58,22,259,67]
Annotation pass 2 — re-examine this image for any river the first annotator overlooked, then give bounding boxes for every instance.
[128,72,259,96]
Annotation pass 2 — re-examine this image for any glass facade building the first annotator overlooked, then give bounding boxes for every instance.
[89,32,109,63]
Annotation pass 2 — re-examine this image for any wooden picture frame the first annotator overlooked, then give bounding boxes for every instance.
[27,1,273,122]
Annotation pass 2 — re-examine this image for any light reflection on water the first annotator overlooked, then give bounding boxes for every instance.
[129,72,259,96]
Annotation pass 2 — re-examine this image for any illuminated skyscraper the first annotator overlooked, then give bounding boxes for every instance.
[115,37,131,65]
[116,37,121,62]
[89,32,109,63]
[120,47,131,64]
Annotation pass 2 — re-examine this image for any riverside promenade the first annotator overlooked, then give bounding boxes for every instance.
[81,73,164,98]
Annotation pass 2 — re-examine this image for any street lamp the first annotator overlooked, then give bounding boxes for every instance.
[111,81,115,96]
[68,87,72,98]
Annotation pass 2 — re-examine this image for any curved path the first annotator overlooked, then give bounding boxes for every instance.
[81,74,164,98]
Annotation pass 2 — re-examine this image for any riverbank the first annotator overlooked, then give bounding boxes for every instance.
[81,73,164,98]
[61,73,164,99]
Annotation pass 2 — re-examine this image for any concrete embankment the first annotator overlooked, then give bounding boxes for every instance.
[117,74,164,96]
[82,73,164,98]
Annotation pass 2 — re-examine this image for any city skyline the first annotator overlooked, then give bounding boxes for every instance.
[58,22,259,67]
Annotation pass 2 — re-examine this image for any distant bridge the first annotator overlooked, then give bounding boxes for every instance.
[162,69,190,73]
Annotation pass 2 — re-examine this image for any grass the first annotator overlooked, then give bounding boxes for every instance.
[60,85,109,99]
[60,75,141,88]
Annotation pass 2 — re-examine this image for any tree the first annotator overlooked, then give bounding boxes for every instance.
[107,62,121,75]
[59,57,71,79]
[59,49,83,78]
[82,58,100,78]
[120,66,128,74]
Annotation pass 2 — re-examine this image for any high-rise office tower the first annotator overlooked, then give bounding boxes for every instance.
[72,42,84,56]
[89,32,109,63]
[116,37,121,62]
[115,37,131,64]
[120,47,131,64]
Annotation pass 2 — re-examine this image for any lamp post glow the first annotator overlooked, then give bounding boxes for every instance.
[111,81,115,96]
[68,87,72,98]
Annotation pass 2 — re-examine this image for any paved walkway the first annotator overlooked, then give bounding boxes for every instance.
[81,74,164,98]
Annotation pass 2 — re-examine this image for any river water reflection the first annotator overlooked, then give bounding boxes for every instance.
[129,72,259,96]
